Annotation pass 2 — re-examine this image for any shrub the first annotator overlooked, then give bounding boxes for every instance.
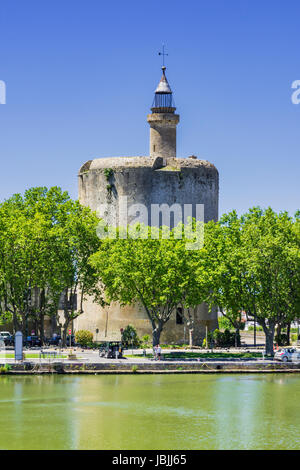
[141,334,150,347]
[291,333,298,343]
[103,168,113,180]
[275,334,289,346]
[75,330,94,347]
[213,329,240,347]
[131,365,138,373]
[0,364,11,374]
[122,325,140,348]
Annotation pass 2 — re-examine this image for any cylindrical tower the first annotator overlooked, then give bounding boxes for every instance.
[147,66,179,159]
[76,62,220,346]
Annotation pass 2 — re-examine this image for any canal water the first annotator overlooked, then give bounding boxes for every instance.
[0,374,299,450]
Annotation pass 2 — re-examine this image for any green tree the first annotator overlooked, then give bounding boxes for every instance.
[202,213,247,347]
[0,187,101,344]
[178,248,208,347]
[91,224,199,346]
[239,208,299,355]
[0,193,57,338]
[50,199,101,346]
[203,208,300,355]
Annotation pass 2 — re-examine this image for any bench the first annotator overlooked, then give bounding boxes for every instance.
[40,350,58,359]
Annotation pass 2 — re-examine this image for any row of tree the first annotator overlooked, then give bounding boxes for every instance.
[0,187,100,345]
[91,208,300,355]
[0,186,299,354]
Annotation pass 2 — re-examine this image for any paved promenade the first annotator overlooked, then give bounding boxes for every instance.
[0,346,267,365]
[1,346,300,374]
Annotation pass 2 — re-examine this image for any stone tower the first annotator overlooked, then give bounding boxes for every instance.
[75,65,219,345]
[147,66,179,159]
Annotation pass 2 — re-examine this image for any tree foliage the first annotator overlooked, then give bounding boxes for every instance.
[202,207,300,354]
[0,187,100,344]
[0,187,298,356]
[91,223,205,346]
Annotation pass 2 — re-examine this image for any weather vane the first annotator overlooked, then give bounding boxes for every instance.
[158,45,168,67]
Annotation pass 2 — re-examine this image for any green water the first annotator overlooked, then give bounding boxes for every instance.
[0,374,299,450]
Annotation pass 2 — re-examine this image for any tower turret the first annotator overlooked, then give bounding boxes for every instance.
[147,66,180,159]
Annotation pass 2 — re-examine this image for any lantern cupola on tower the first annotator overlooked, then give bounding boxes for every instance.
[151,66,176,112]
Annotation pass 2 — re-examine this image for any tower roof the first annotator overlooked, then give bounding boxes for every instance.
[155,66,172,94]
[151,66,175,112]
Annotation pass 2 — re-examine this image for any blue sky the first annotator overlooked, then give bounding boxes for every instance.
[0,0,299,216]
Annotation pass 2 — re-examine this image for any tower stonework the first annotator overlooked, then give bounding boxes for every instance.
[148,113,179,159]
[148,66,179,159]
[75,65,219,344]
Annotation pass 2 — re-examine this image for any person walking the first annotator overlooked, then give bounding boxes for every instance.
[153,344,158,360]
[157,344,162,361]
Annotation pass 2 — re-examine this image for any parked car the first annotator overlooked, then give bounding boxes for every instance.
[44,334,76,347]
[23,336,42,347]
[3,334,14,346]
[99,341,123,359]
[290,351,300,362]
[45,334,62,346]
[0,331,12,340]
[274,347,297,362]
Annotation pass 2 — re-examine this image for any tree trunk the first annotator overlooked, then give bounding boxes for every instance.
[12,312,19,334]
[62,325,67,347]
[21,313,27,336]
[39,314,45,345]
[286,322,290,345]
[277,323,281,338]
[262,322,275,356]
[62,313,69,347]
[34,319,38,336]
[39,289,45,345]
[235,328,240,348]
[189,328,193,347]
[152,322,163,346]
[62,290,69,347]
[186,308,195,348]
[205,323,209,349]
[50,314,58,336]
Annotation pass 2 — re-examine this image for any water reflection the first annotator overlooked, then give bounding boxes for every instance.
[0,374,299,449]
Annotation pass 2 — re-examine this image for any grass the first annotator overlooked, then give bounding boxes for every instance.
[124,352,263,359]
[163,352,263,359]
[0,353,67,359]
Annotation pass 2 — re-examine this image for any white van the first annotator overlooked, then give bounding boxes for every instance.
[0,331,11,339]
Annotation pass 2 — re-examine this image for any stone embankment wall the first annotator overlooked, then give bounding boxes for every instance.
[4,361,300,374]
